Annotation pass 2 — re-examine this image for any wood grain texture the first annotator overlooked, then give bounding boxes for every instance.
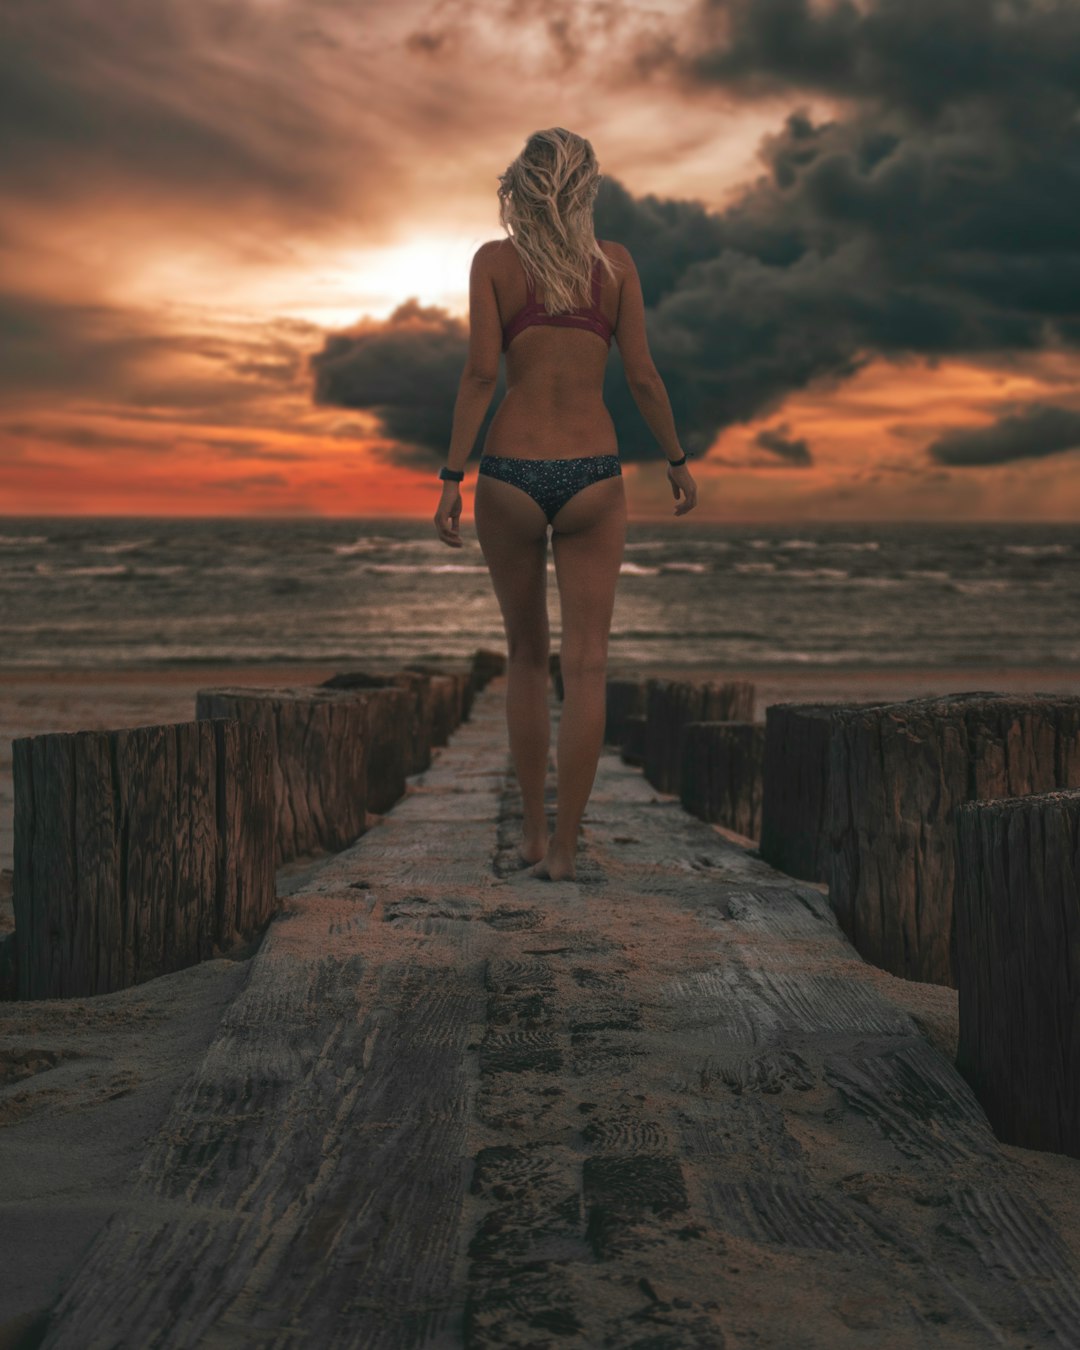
[321,669,435,776]
[758,703,875,882]
[604,678,647,747]
[405,661,472,734]
[11,719,274,999]
[0,932,16,1000]
[678,719,765,837]
[955,788,1080,1159]
[644,678,755,795]
[619,714,646,767]
[358,686,412,814]
[39,680,1080,1349]
[824,693,1080,987]
[195,687,372,866]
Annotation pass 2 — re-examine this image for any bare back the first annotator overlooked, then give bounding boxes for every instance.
[483,237,628,460]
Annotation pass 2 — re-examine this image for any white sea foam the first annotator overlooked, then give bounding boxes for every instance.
[36,563,130,577]
[95,538,153,554]
[785,567,849,579]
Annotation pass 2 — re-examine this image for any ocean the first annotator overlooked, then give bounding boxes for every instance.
[0,516,1077,671]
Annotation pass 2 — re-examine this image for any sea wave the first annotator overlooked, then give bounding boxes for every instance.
[34,563,130,577]
[1002,544,1070,556]
[94,538,154,554]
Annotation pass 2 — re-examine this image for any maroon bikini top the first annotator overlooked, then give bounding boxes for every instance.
[501,256,613,352]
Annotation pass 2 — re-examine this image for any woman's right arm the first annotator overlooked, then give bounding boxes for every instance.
[611,243,698,515]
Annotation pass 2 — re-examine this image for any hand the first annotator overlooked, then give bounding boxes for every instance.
[667,461,698,515]
[433,482,463,547]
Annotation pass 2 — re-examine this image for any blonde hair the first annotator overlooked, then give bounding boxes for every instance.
[497,128,617,314]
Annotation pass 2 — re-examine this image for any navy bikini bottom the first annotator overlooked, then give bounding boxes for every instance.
[477,453,622,525]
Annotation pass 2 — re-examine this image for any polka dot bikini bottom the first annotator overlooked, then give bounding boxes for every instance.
[477,453,622,525]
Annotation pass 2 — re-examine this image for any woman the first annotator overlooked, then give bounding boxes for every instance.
[433,128,697,881]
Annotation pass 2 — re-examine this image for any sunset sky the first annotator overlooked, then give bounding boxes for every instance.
[2,0,1079,521]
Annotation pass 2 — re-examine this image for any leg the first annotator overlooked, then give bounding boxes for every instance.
[473,470,552,863]
[534,471,627,880]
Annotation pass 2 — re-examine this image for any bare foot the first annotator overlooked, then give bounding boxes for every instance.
[529,847,576,882]
[518,828,550,867]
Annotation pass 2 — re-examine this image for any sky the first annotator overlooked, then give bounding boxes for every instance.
[2,0,1079,522]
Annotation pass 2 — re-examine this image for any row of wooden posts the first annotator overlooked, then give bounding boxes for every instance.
[600,673,1080,1161]
[2,649,507,1004]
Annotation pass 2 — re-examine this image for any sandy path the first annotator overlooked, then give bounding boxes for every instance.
[28,677,1080,1348]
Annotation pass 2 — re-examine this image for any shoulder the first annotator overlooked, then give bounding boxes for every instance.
[468,240,504,282]
[600,238,630,266]
[473,239,509,268]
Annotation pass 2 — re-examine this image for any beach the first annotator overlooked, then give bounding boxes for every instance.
[3,660,1080,1344]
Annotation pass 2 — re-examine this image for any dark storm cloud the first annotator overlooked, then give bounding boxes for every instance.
[309,301,472,468]
[656,0,1080,121]
[0,0,388,223]
[928,404,1080,466]
[754,426,812,465]
[0,293,170,396]
[314,0,1080,469]
[0,290,319,424]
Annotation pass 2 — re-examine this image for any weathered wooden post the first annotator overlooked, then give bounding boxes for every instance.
[355,686,412,813]
[0,933,16,1000]
[644,679,755,795]
[954,788,1080,1159]
[195,687,370,866]
[824,692,1080,987]
[621,715,647,768]
[679,721,765,838]
[758,703,882,882]
[605,678,647,747]
[550,652,563,702]
[322,669,434,776]
[12,718,275,999]
[403,658,473,737]
[425,672,465,746]
[470,647,507,691]
[0,872,13,997]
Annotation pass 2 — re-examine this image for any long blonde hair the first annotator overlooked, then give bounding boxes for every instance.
[497,128,617,314]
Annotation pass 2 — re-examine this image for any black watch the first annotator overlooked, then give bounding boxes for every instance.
[667,453,688,467]
[439,466,465,482]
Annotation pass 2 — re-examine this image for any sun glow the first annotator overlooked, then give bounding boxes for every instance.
[317,234,479,326]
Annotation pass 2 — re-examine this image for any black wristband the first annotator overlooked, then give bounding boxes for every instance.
[666,453,688,467]
[439,466,465,482]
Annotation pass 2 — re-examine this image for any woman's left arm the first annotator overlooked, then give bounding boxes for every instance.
[434,244,502,548]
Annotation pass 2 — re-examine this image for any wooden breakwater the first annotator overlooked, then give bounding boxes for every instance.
[10,719,274,1000]
[35,672,1080,1348]
[2,647,506,1000]
[609,671,1080,1163]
